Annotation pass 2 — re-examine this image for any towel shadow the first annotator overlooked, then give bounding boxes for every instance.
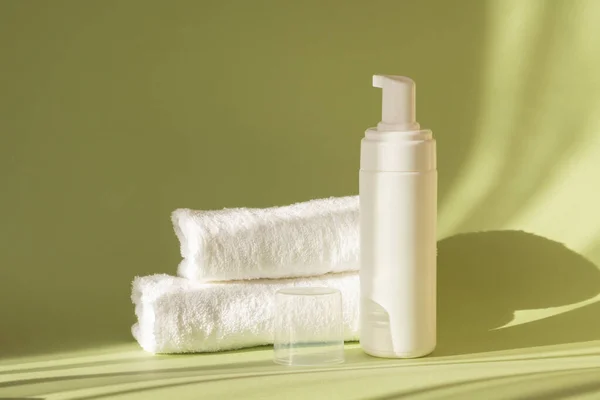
[435,230,600,356]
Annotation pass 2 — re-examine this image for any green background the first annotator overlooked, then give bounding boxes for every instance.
[2,0,600,365]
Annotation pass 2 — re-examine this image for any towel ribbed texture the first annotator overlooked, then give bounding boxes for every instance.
[172,196,359,281]
[132,272,359,353]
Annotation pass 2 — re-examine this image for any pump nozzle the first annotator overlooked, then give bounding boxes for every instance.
[373,75,420,132]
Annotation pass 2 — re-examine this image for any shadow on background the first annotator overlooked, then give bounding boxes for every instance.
[451,0,600,234]
[436,230,600,355]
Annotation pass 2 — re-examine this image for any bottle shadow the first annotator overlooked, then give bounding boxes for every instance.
[436,230,600,356]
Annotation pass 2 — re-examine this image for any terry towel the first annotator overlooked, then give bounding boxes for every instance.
[172,196,359,281]
[131,272,359,353]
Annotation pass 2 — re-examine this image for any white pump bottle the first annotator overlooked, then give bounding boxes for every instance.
[359,75,436,358]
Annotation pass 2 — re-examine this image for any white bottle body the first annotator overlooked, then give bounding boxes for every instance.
[359,132,437,358]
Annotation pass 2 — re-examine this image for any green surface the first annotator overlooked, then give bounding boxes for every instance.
[2,0,600,397]
[3,342,600,399]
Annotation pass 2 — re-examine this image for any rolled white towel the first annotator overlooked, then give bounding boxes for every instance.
[172,196,359,281]
[131,272,359,353]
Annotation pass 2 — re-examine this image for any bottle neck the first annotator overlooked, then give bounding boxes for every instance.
[365,128,432,142]
[376,121,421,132]
[361,128,436,172]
